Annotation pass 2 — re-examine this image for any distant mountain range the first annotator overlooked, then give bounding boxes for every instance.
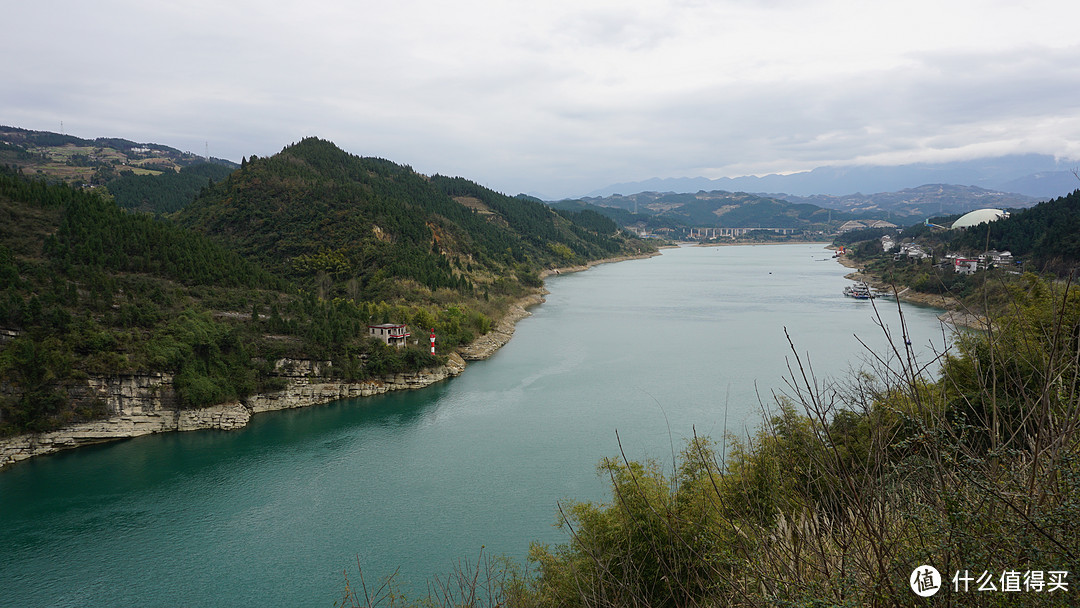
[562,190,833,230]
[585,154,1079,200]
[773,184,1038,218]
[556,184,1041,235]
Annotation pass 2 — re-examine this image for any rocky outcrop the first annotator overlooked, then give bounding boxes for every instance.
[0,328,19,346]
[0,353,467,470]
[244,353,466,413]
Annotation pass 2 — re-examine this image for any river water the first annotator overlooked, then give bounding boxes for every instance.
[0,244,952,607]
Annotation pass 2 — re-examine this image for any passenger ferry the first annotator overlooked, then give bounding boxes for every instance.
[843,282,873,299]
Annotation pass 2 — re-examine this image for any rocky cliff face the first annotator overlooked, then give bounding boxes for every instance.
[0,353,466,469]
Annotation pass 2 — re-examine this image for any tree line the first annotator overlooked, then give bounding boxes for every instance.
[106,162,235,214]
[0,165,471,435]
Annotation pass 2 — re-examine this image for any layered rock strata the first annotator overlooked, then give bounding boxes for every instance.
[1,253,656,469]
[0,353,466,469]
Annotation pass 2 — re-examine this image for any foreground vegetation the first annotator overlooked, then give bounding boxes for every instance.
[342,274,1079,607]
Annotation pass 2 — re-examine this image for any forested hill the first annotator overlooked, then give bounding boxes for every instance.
[560,189,840,233]
[0,125,236,187]
[0,125,238,214]
[0,165,292,434]
[0,143,649,437]
[107,162,234,213]
[176,137,652,303]
[949,188,1080,275]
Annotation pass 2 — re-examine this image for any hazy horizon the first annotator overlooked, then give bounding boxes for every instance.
[5,0,1080,198]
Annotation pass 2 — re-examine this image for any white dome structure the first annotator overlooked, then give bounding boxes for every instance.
[951,208,1009,230]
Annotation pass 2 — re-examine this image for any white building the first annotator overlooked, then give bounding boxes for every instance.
[982,250,1014,267]
[954,258,978,275]
[951,209,1009,230]
[838,219,899,233]
[897,242,930,259]
[368,323,411,347]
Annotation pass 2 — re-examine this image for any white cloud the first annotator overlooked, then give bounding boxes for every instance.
[4,0,1080,197]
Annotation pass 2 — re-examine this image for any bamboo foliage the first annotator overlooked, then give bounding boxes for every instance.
[523,276,1080,608]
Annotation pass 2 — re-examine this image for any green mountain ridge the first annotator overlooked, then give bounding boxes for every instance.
[0,137,653,437]
[0,125,236,184]
[776,183,1039,217]
[557,184,1042,238]
[176,137,650,301]
[1,125,240,215]
[560,190,845,234]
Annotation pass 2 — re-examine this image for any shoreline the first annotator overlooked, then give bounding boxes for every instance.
[834,253,989,330]
[0,359,468,470]
[693,239,833,247]
[458,250,660,359]
[2,245,980,469]
[0,250,660,470]
[539,250,662,278]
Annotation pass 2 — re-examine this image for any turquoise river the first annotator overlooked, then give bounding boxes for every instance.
[0,244,954,607]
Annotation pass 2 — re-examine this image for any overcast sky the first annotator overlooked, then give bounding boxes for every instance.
[4,0,1080,198]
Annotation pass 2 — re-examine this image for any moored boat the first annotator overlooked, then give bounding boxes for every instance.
[843,282,873,299]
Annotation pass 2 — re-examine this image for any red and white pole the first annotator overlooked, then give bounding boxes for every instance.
[430,328,435,354]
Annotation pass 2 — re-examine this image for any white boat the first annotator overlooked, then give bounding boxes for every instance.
[843,282,873,299]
